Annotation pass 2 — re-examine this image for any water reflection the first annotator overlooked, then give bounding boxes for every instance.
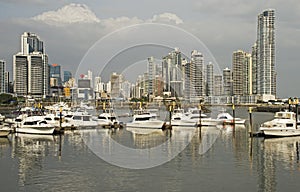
[263,137,300,171]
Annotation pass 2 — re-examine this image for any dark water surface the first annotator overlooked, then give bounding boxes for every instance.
[1,107,300,192]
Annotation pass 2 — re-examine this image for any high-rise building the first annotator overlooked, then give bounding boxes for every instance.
[50,63,62,87]
[256,9,276,100]
[206,62,214,96]
[13,32,49,98]
[0,60,7,93]
[21,32,44,55]
[244,53,253,95]
[232,50,246,96]
[162,48,184,98]
[213,75,223,96]
[147,56,156,97]
[223,68,232,96]
[251,43,258,94]
[190,50,205,99]
[110,72,123,98]
[64,71,72,83]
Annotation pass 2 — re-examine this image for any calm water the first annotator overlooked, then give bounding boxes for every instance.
[1,107,300,192]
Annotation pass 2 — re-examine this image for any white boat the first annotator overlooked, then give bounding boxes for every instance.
[67,111,98,128]
[0,125,10,137]
[95,109,120,128]
[216,112,246,125]
[170,108,197,127]
[15,116,55,135]
[126,109,165,129]
[0,113,5,122]
[259,111,300,137]
[44,113,77,129]
[185,108,220,126]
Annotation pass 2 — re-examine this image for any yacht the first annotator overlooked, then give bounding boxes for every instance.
[126,109,165,129]
[95,109,121,128]
[185,108,220,126]
[0,113,5,122]
[170,108,197,127]
[216,112,246,125]
[259,111,300,137]
[0,124,11,137]
[44,113,77,130]
[15,116,55,135]
[66,111,98,128]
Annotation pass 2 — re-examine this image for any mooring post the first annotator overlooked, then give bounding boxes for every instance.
[249,107,253,137]
[198,104,202,128]
[59,106,62,131]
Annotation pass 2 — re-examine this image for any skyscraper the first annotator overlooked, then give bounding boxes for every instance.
[256,9,276,100]
[50,63,62,87]
[0,60,7,93]
[206,62,214,96]
[223,68,232,96]
[190,50,205,98]
[232,50,244,96]
[162,48,184,98]
[13,32,49,98]
[64,71,72,83]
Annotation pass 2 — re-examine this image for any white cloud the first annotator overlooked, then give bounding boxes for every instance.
[31,3,184,28]
[32,3,100,25]
[149,13,183,25]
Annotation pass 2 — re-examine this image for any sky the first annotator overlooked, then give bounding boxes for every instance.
[0,0,300,98]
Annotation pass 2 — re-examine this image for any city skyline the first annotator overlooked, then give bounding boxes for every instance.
[0,1,299,97]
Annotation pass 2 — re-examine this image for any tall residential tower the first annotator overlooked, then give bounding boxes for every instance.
[256,9,276,101]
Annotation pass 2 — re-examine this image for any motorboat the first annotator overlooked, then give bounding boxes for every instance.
[0,124,11,137]
[0,113,5,122]
[170,108,197,127]
[216,112,246,125]
[66,111,98,128]
[15,115,55,135]
[185,108,220,126]
[259,111,300,137]
[95,109,121,128]
[126,109,165,129]
[44,113,77,130]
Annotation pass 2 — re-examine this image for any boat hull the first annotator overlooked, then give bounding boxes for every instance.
[126,120,165,129]
[16,127,55,135]
[0,130,10,137]
[260,127,300,137]
[171,120,197,127]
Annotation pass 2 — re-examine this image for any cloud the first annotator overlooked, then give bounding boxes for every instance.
[32,3,100,25]
[149,13,183,25]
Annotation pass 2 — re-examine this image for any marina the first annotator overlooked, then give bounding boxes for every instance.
[1,106,300,191]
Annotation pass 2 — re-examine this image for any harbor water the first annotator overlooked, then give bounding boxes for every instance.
[1,107,300,191]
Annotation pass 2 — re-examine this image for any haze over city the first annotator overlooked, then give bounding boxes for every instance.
[1,0,300,98]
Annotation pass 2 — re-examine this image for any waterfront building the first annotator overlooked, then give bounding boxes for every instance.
[251,43,258,95]
[190,50,205,99]
[223,68,232,96]
[232,50,245,96]
[64,71,72,83]
[162,48,184,98]
[213,75,223,96]
[0,60,8,93]
[256,9,276,101]
[50,63,62,87]
[110,72,123,99]
[244,53,253,95]
[13,32,50,98]
[147,56,156,98]
[206,62,214,96]
[77,78,92,100]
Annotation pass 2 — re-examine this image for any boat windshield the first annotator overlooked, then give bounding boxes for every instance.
[135,117,151,121]
[275,112,294,119]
